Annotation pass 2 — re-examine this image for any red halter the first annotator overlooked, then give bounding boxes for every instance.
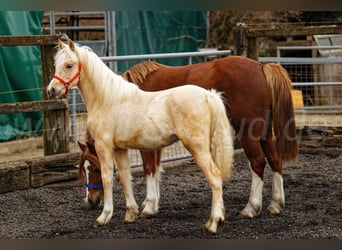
[53,64,82,95]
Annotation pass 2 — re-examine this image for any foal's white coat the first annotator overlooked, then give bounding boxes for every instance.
[47,40,234,233]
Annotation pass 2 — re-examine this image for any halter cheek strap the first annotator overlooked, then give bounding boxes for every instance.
[53,64,82,95]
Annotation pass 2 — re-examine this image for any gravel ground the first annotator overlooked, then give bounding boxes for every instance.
[0,148,341,239]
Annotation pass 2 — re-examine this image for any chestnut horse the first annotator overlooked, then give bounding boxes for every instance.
[79,54,298,219]
[47,39,234,233]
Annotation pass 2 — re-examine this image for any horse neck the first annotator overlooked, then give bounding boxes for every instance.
[76,47,137,111]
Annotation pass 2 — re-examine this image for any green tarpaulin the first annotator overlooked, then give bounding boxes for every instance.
[0,11,44,141]
[115,11,207,72]
[0,11,207,141]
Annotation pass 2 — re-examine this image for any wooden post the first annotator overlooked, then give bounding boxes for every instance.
[234,23,245,56]
[0,35,69,155]
[246,37,259,61]
[40,42,70,155]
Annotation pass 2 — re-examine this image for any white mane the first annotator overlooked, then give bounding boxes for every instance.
[56,44,139,107]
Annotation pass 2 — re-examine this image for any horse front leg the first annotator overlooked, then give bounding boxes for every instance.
[93,142,115,227]
[140,149,163,217]
[115,149,139,222]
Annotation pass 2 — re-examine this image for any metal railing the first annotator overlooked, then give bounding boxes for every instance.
[100,50,231,72]
[43,11,116,60]
[44,11,107,34]
[276,45,342,58]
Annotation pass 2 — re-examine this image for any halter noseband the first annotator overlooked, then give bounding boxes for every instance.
[53,64,82,95]
[85,183,104,190]
[85,170,118,190]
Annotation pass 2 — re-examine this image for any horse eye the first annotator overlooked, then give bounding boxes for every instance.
[94,168,101,174]
[66,64,73,69]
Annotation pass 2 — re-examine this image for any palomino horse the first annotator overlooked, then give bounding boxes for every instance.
[80,53,298,218]
[47,39,234,233]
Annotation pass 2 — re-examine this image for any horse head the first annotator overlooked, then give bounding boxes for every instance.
[47,39,82,98]
[77,140,103,209]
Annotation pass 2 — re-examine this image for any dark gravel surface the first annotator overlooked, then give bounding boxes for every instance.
[0,149,341,239]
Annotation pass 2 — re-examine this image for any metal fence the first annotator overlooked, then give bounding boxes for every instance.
[260,45,342,128]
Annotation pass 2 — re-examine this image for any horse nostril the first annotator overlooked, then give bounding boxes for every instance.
[47,87,55,97]
[88,196,101,209]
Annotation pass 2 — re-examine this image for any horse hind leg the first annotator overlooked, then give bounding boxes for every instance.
[140,167,163,217]
[140,150,163,217]
[191,150,225,234]
[239,135,266,218]
[260,132,285,216]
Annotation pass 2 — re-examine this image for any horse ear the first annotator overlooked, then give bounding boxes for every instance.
[77,141,87,152]
[77,156,85,179]
[58,39,65,49]
[68,39,75,51]
[86,141,97,155]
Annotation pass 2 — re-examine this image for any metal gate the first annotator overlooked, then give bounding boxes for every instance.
[260,45,342,128]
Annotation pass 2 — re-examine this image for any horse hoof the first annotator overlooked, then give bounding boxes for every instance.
[205,217,224,234]
[124,207,139,222]
[124,212,138,222]
[239,211,252,218]
[267,201,283,216]
[239,203,261,218]
[93,220,104,228]
[140,211,154,218]
[205,222,218,234]
[140,204,158,218]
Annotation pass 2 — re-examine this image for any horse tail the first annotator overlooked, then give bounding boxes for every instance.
[262,63,299,161]
[207,90,234,181]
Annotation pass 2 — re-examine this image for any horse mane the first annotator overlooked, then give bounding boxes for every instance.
[122,61,162,85]
[73,45,139,107]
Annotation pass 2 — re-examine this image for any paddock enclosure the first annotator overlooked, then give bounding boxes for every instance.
[0,19,342,238]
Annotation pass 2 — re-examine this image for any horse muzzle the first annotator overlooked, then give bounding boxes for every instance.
[47,81,66,99]
[85,193,103,209]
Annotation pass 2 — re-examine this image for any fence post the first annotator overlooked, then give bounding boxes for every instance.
[246,37,259,60]
[40,44,70,155]
[234,23,245,56]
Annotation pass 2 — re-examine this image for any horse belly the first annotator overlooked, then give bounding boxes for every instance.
[113,123,178,150]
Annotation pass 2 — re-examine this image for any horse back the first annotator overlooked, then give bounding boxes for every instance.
[134,56,271,129]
